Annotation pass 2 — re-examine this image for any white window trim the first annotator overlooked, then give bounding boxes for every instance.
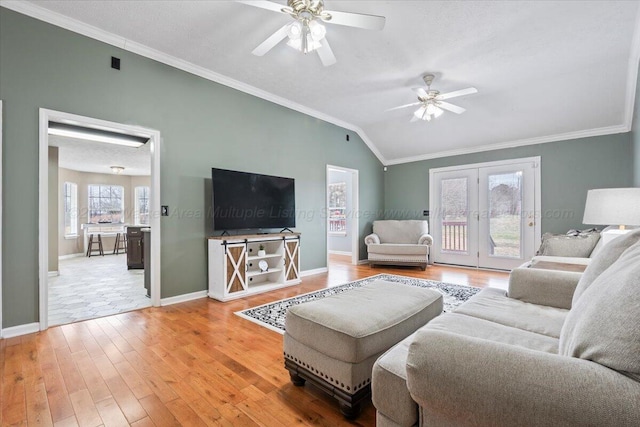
[134,186,150,225]
[63,181,78,238]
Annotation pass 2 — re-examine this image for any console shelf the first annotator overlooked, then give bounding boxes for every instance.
[207,233,301,302]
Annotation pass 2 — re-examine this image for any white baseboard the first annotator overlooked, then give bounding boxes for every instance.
[1,322,40,339]
[160,290,207,306]
[48,271,59,277]
[328,250,353,256]
[59,253,84,260]
[300,267,328,277]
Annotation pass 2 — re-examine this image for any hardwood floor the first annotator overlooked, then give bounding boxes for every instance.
[1,256,508,426]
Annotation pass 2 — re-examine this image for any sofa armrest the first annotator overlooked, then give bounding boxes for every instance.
[406,330,640,427]
[508,267,581,309]
[365,233,380,245]
[418,234,433,246]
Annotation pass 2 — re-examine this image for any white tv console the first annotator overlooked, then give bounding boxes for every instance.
[207,233,301,302]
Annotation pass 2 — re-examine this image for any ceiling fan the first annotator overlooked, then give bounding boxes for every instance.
[237,0,386,66]
[388,74,478,122]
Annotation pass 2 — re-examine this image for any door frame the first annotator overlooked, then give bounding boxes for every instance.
[0,101,3,337]
[38,108,162,331]
[326,165,359,266]
[429,157,542,268]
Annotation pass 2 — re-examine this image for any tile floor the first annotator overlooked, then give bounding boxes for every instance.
[48,253,151,326]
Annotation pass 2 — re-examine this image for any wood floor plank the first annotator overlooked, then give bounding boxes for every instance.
[138,394,181,427]
[94,397,129,427]
[68,389,102,427]
[1,260,509,427]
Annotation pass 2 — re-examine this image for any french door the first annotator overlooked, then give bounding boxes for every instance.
[430,158,540,270]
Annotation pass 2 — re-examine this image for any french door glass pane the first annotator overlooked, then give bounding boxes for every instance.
[441,177,468,253]
[488,172,522,258]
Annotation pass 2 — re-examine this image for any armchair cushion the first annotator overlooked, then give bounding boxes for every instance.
[372,220,430,244]
[367,243,428,256]
[560,239,640,380]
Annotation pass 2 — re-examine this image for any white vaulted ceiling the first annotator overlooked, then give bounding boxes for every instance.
[7,1,640,164]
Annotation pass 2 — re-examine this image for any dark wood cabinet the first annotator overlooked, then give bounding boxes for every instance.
[127,226,144,269]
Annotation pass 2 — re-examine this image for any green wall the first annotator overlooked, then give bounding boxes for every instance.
[0,9,384,328]
[384,133,633,234]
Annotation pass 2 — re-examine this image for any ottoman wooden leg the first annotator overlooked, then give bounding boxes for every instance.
[340,402,361,419]
[290,372,306,386]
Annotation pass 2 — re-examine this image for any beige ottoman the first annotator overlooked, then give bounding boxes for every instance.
[283,280,443,418]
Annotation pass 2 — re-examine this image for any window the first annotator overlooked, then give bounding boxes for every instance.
[63,182,78,236]
[88,184,124,223]
[135,186,150,225]
[328,182,347,235]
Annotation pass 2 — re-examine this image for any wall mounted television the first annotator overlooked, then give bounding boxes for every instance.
[211,168,296,231]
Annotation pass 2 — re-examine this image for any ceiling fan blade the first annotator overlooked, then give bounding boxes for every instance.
[316,38,337,67]
[410,115,420,123]
[252,24,290,56]
[437,87,478,100]
[412,87,428,99]
[437,101,466,114]
[385,102,422,112]
[322,9,386,30]
[236,0,288,14]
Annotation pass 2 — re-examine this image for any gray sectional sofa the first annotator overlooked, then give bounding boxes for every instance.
[372,229,640,427]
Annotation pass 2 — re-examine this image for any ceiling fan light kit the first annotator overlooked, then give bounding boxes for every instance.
[238,0,385,66]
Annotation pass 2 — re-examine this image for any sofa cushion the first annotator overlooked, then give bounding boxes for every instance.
[559,240,640,380]
[366,243,428,256]
[536,230,600,258]
[372,313,559,427]
[453,288,568,338]
[572,228,640,305]
[372,220,429,244]
[285,280,443,363]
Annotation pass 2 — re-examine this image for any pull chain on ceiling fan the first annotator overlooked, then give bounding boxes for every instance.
[388,74,478,122]
[237,0,386,66]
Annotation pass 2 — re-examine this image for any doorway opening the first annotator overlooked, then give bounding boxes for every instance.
[39,109,161,330]
[429,157,541,270]
[326,165,359,272]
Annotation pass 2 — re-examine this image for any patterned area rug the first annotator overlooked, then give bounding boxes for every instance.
[235,274,481,334]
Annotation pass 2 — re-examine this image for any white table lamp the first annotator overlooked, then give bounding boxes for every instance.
[583,188,640,230]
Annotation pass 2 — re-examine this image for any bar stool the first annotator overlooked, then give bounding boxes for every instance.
[86,233,104,257]
[113,232,127,255]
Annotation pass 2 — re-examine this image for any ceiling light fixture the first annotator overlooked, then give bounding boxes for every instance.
[48,122,147,148]
[286,19,326,54]
[110,166,125,174]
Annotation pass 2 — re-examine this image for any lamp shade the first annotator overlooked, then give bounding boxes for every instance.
[582,188,640,226]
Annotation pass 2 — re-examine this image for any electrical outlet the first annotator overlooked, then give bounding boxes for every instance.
[423,210,429,216]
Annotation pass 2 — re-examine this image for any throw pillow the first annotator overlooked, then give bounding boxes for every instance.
[559,239,640,380]
[572,228,640,305]
[536,230,600,258]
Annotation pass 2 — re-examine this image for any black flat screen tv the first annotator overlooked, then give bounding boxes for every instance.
[211,168,296,231]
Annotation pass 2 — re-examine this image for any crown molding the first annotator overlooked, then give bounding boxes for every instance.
[0,1,388,165]
[385,124,630,166]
